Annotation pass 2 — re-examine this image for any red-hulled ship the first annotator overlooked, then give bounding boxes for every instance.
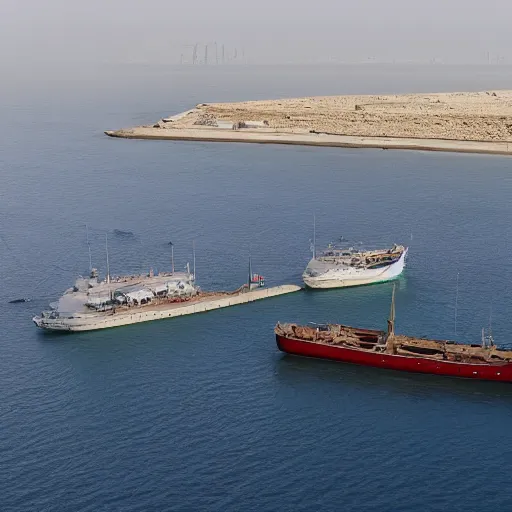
[275,288,512,382]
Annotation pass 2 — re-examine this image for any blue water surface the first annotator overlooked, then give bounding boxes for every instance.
[1,64,512,512]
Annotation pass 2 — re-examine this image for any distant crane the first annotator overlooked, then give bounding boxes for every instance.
[180,44,199,65]
[181,42,246,65]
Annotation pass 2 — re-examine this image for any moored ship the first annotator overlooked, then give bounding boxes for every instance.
[302,243,407,289]
[34,256,300,332]
[275,288,512,382]
[33,266,301,331]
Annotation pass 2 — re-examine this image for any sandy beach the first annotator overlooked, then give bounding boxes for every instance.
[106,90,512,156]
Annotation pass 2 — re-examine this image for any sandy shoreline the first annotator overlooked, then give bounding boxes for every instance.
[105,90,512,156]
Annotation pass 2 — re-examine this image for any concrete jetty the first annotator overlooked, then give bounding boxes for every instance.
[105,126,512,156]
[106,90,512,157]
[34,284,302,332]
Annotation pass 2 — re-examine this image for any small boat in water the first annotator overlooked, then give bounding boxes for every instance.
[302,243,407,289]
[275,287,512,382]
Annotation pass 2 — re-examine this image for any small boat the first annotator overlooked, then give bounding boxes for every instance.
[302,243,407,289]
[275,287,512,382]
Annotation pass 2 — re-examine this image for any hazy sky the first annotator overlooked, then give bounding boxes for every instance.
[2,0,511,67]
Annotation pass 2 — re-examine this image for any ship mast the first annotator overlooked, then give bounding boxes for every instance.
[387,284,396,338]
[489,302,493,343]
[454,272,459,336]
[193,240,196,281]
[483,303,495,348]
[248,255,253,288]
[313,214,316,260]
[171,243,175,274]
[86,224,92,273]
[105,233,111,284]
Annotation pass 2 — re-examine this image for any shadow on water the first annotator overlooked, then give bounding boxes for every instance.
[35,329,76,341]
[113,229,137,239]
[274,353,512,403]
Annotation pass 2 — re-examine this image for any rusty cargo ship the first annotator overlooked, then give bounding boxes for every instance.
[275,288,512,382]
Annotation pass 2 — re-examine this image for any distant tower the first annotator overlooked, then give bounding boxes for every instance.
[204,44,208,65]
[193,44,198,65]
[215,42,218,65]
[222,44,225,64]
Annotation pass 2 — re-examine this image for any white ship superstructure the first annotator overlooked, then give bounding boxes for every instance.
[33,266,198,328]
[303,243,407,289]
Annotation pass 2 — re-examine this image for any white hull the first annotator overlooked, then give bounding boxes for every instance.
[303,249,407,289]
[33,285,301,332]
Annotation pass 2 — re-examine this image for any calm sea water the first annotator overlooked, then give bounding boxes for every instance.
[2,65,512,512]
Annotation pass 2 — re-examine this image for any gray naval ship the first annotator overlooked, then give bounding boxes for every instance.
[33,264,198,331]
[33,257,300,332]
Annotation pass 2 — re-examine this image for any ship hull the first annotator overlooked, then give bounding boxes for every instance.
[276,334,512,382]
[303,274,399,289]
[303,249,407,289]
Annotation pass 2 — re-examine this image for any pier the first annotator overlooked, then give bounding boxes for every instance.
[34,284,302,332]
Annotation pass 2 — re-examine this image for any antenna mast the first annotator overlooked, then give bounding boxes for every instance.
[248,255,253,288]
[313,214,316,260]
[192,240,196,281]
[454,272,459,336]
[387,284,396,338]
[489,303,493,338]
[105,233,111,284]
[86,224,92,273]
[488,301,494,346]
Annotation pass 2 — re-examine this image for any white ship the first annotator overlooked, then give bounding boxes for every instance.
[33,265,199,329]
[32,237,300,332]
[302,243,408,289]
[34,232,198,331]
